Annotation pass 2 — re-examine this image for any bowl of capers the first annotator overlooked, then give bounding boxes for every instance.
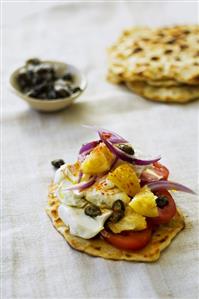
[10,58,87,112]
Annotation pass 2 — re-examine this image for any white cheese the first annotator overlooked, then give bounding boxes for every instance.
[58,205,112,239]
[54,165,66,184]
[56,181,86,208]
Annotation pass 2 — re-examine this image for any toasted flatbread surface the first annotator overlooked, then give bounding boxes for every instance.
[108,25,199,86]
[46,183,185,262]
[126,81,199,103]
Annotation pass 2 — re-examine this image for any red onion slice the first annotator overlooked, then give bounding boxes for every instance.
[98,128,128,144]
[83,125,128,144]
[62,176,97,192]
[99,131,161,166]
[79,140,101,155]
[77,171,83,183]
[147,180,196,195]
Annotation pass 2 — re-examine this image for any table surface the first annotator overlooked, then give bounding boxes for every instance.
[2,2,199,299]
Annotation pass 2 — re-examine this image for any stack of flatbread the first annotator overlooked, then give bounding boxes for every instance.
[107,25,199,103]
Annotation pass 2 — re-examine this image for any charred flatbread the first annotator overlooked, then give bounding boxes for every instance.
[126,81,199,103]
[108,25,199,86]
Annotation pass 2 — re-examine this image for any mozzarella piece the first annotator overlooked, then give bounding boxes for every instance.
[56,181,86,208]
[54,165,66,184]
[54,163,80,185]
[85,185,130,208]
[58,205,112,239]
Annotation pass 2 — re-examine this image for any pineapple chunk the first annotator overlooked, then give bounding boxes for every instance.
[81,143,114,175]
[108,207,147,233]
[129,186,158,217]
[107,163,140,196]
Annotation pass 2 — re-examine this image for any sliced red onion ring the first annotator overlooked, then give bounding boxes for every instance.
[62,176,97,192]
[99,131,161,166]
[79,140,101,155]
[77,171,83,183]
[98,129,128,144]
[83,125,128,144]
[147,180,196,195]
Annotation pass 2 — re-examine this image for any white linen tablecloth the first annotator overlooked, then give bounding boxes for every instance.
[2,2,199,299]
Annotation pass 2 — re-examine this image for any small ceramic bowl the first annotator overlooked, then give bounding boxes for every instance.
[10,60,87,112]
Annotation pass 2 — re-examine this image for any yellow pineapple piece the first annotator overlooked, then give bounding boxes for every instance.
[81,143,114,175]
[129,186,158,217]
[108,207,147,233]
[107,163,140,196]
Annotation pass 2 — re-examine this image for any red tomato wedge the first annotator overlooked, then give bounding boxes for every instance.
[100,228,152,251]
[141,162,169,183]
[150,190,176,225]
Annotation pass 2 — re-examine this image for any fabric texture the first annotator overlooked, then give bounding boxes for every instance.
[2,2,199,299]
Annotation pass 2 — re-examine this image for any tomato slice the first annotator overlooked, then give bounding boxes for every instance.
[153,162,169,180]
[141,162,169,183]
[101,228,152,251]
[150,190,176,225]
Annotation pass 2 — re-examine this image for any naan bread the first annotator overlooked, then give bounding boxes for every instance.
[126,81,199,103]
[46,183,185,262]
[108,25,199,86]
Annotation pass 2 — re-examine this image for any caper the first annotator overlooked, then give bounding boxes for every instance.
[108,210,124,223]
[84,204,101,217]
[117,144,134,155]
[112,200,125,212]
[51,159,65,169]
[156,196,169,209]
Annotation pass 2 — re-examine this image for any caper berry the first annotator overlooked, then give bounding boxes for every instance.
[51,159,65,169]
[117,144,134,155]
[84,204,101,217]
[108,210,124,223]
[112,200,125,212]
[156,196,169,209]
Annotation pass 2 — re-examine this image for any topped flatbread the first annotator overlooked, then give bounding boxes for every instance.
[47,127,195,262]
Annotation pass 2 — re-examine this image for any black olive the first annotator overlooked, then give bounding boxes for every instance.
[33,82,48,93]
[84,204,102,217]
[47,89,57,99]
[62,73,74,82]
[117,144,134,155]
[27,89,39,98]
[56,88,71,98]
[156,196,169,209]
[112,200,125,212]
[72,87,81,94]
[26,58,41,66]
[51,159,65,169]
[26,70,35,81]
[108,210,124,223]
[36,66,55,82]
[17,72,31,90]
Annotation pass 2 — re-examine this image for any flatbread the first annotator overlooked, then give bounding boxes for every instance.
[126,81,199,103]
[108,71,182,87]
[108,25,199,86]
[46,183,185,262]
